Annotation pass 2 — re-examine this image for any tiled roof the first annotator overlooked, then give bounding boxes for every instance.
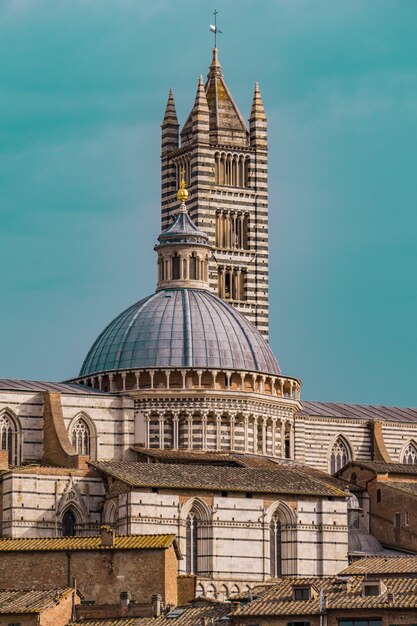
[234,576,417,616]
[90,461,347,497]
[1,465,97,477]
[341,555,417,575]
[69,603,231,626]
[0,587,72,614]
[0,533,176,552]
[384,481,417,496]
[0,378,105,394]
[340,461,417,475]
[300,401,417,423]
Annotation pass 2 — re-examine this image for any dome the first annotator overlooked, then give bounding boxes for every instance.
[79,288,280,377]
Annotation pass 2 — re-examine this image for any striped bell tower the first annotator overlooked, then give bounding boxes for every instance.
[160,49,269,339]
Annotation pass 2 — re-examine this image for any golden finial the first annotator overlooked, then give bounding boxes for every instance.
[177,168,189,203]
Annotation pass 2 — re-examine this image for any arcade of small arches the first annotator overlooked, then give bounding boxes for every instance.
[76,367,302,400]
[144,409,294,458]
[157,251,209,285]
[215,210,249,251]
[217,265,246,301]
[214,151,250,188]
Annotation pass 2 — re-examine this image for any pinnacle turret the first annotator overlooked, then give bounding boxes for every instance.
[249,82,267,148]
[161,88,179,155]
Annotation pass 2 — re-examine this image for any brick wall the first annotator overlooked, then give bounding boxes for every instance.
[0,547,177,606]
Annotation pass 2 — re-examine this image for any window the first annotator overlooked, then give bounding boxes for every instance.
[339,621,381,626]
[172,254,180,280]
[270,513,282,577]
[71,419,91,456]
[189,255,197,280]
[0,414,19,465]
[405,510,409,527]
[376,489,382,503]
[394,513,401,529]
[293,587,311,601]
[402,442,417,464]
[329,437,351,474]
[62,509,76,537]
[363,583,381,597]
[284,432,291,459]
[186,513,198,574]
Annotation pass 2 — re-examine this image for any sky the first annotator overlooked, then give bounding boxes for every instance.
[0,0,416,406]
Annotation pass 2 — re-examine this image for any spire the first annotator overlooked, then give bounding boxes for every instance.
[249,81,267,149]
[208,47,222,78]
[250,82,266,121]
[161,88,179,155]
[182,75,210,144]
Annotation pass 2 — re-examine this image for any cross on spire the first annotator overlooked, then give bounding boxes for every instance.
[209,9,222,48]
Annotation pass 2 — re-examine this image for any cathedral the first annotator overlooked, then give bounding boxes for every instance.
[0,48,416,599]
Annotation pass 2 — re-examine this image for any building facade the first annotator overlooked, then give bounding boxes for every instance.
[0,48,415,599]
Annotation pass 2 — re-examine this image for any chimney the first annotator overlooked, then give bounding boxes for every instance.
[152,594,163,618]
[120,591,130,616]
[100,525,115,547]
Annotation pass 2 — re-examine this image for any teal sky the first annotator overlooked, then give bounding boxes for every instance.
[0,0,416,406]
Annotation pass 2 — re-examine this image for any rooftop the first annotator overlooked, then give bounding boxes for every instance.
[0,587,73,614]
[299,401,417,423]
[0,378,105,395]
[234,575,417,616]
[90,460,347,497]
[338,461,417,475]
[341,555,417,575]
[79,288,280,377]
[0,533,176,552]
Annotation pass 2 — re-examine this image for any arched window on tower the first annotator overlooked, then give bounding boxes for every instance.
[189,254,197,280]
[402,442,417,464]
[172,254,181,280]
[270,512,282,578]
[62,509,76,537]
[329,437,351,474]
[71,419,91,456]
[186,512,198,574]
[0,414,19,465]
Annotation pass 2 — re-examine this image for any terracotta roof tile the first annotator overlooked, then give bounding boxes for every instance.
[340,555,417,575]
[90,461,348,497]
[0,533,176,552]
[69,603,231,626]
[0,587,72,614]
[340,461,417,475]
[234,576,417,616]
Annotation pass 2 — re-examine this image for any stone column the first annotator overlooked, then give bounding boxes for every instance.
[172,413,179,449]
[230,414,236,450]
[159,414,164,449]
[145,416,151,448]
[262,417,267,455]
[281,420,286,457]
[121,372,127,392]
[271,418,277,456]
[202,413,208,450]
[244,414,249,452]
[253,416,258,453]
[187,413,193,449]
[216,413,222,450]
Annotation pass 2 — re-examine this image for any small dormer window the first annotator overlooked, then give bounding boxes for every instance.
[293,586,311,601]
[363,581,385,597]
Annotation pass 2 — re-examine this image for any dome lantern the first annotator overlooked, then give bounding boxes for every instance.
[154,172,211,291]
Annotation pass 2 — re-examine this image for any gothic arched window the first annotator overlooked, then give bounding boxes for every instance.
[329,437,351,474]
[270,513,282,578]
[0,414,19,465]
[186,512,198,574]
[402,442,417,464]
[71,419,91,456]
[62,510,76,537]
[189,254,197,280]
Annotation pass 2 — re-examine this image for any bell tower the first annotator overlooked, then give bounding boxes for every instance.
[160,49,269,339]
